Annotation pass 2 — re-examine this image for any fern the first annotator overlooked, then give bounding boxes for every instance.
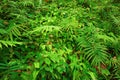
[7,23,21,40]
[0,40,22,49]
[84,43,108,66]
[97,33,120,56]
[27,25,62,36]
[20,0,35,7]
[111,15,120,27]
[0,0,120,79]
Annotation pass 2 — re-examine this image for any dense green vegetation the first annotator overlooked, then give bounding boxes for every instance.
[0,0,120,80]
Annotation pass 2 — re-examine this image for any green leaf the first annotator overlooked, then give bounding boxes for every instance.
[0,43,2,48]
[88,71,97,80]
[101,69,110,76]
[34,62,40,68]
[32,70,39,80]
[45,58,51,65]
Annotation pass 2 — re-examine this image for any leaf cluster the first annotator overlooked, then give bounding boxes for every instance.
[0,0,120,80]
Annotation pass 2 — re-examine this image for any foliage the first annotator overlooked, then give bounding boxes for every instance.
[0,0,120,80]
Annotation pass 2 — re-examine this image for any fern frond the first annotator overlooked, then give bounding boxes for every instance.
[84,43,108,66]
[20,0,35,7]
[97,33,120,55]
[7,23,21,40]
[110,15,120,27]
[112,64,120,79]
[28,26,62,35]
[0,40,22,49]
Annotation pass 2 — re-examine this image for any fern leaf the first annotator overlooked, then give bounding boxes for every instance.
[20,0,34,7]
[29,26,62,35]
[84,43,108,66]
[6,23,21,40]
[110,15,120,26]
[0,40,23,49]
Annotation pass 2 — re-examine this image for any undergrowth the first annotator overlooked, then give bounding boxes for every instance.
[0,0,120,80]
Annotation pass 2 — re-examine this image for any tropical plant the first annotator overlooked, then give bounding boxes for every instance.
[0,0,120,80]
